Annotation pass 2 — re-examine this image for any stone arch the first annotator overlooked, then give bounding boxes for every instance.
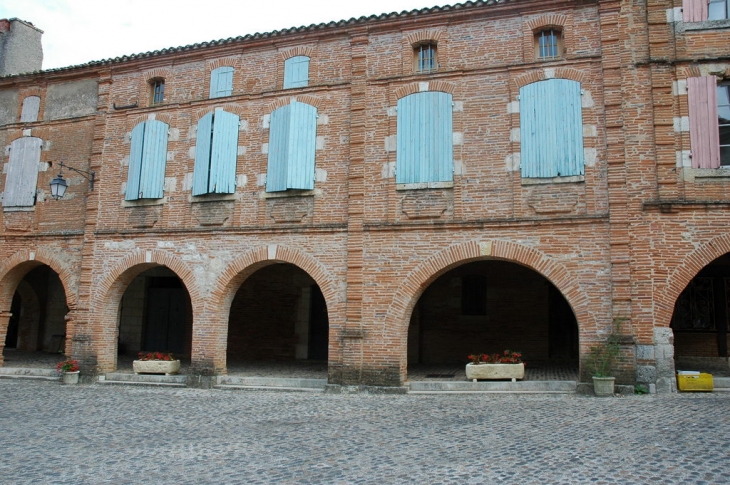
[91,249,200,372]
[386,239,594,372]
[657,233,730,328]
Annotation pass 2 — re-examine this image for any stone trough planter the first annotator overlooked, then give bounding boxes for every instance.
[466,363,525,381]
[133,360,181,375]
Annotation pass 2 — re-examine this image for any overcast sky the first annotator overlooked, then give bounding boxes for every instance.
[0,0,451,70]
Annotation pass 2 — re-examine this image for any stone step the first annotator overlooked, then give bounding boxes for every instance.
[0,367,60,381]
[215,376,327,391]
[99,373,187,387]
[712,377,730,390]
[408,380,577,393]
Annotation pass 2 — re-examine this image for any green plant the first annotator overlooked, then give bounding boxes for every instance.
[137,352,176,361]
[56,358,79,374]
[467,350,524,365]
[634,384,649,395]
[587,323,622,378]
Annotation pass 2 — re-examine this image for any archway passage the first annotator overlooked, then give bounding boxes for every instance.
[226,263,329,373]
[2,265,68,367]
[407,260,579,380]
[671,254,730,375]
[117,267,193,359]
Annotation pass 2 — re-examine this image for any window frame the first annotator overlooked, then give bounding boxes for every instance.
[126,120,169,201]
[150,78,165,106]
[265,101,318,192]
[718,83,730,166]
[283,56,310,89]
[414,42,438,74]
[192,109,239,196]
[209,66,234,99]
[709,0,730,20]
[535,29,562,60]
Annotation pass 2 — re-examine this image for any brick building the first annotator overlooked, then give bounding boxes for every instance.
[0,0,728,391]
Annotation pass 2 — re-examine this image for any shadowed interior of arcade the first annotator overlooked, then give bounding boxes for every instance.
[671,254,730,376]
[226,263,329,371]
[2,265,69,366]
[407,260,579,380]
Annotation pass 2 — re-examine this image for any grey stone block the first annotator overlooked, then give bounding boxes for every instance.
[655,376,676,394]
[635,345,655,361]
[654,327,674,345]
[636,365,657,383]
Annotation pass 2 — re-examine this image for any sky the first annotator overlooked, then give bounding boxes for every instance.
[0,0,452,70]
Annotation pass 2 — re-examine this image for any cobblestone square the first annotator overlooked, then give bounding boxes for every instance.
[1,380,728,484]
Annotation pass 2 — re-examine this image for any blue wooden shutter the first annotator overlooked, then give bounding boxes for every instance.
[192,112,214,196]
[125,122,146,200]
[396,92,453,184]
[210,67,233,98]
[210,109,239,193]
[138,120,168,199]
[287,102,317,190]
[266,104,292,192]
[283,56,310,89]
[3,136,42,207]
[520,79,584,178]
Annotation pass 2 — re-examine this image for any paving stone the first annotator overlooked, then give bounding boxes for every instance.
[0,379,729,484]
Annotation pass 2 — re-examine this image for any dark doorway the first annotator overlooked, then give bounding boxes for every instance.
[143,277,186,354]
[308,285,328,360]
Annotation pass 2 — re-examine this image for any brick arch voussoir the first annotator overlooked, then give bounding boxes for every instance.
[393,81,456,101]
[387,240,590,335]
[278,46,314,61]
[513,68,584,91]
[192,104,245,122]
[267,95,322,113]
[526,14,569,32]
[405,29,444,47]
[0,248,78,309]
[207,57,240,71]
[144,68,172,83]
[657,234,730,327]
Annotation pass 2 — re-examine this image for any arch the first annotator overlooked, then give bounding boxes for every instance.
[387,239,594,346]
[657,233,730,328]
[513,68,585,90]
[278,46,314,61]
[526,14,569,32]
[266,95,323,113]
[393,81,456,100]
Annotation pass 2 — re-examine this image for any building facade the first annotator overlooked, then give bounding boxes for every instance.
[0,0,728,391]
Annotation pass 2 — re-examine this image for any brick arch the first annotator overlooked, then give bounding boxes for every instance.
[91,249,201,372]
[513,68,585,90]
[405,29,444,47]
[0,248,78,310]
[127,114,172,131]
[656,233,730,328]
[143,68,172,83]
[266,95,323,113]
[192,104,245,122]
[206,57,240,71]
[386,239,592,360]
[526,14,569,32]
[278,46,314,61]
[393,81,457,100]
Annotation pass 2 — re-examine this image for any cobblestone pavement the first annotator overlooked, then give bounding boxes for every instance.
[1,379,729,484]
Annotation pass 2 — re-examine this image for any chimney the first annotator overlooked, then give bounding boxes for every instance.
[0,18,43,76]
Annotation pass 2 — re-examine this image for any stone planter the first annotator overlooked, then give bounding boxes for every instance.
[592,376,615,396]
[133,360,181,375]
[61,371,80,385]
[466,363,525,381]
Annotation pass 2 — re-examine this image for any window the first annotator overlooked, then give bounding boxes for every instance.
[687,76,730,168]
[266,101,317,192]
[283,56,310,89]
[396,91,453,185]
[709,0,730,20]
[150,78,165,105]
[209,67,233,98]
[20,96,40,122]
[193,109,239,195]
[415,43,437,73]
[126,120,169,200]
[536,29,561,59]
[2,136,42,208]
[520,79,584,178]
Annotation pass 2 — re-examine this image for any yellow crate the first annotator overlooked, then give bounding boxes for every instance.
[676,372,713,392]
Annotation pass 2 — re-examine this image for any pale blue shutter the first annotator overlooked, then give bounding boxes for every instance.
[192,112,214,196]
[396,92,453,184]
[138,120,168,199]
[520,79,584,178]
[287,102,317,190]
[125,122,146,200]
[283,56,310,89]
[210,67,233,98]
[3,136,42,207]
[266,104,292,192]
[210,110,239,193]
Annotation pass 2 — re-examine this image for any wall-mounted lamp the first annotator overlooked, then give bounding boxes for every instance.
[49,161,95,200]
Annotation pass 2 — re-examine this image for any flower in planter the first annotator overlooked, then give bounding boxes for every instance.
[56,358,79,374]
[467,350,524,365]
[136,352,176,361]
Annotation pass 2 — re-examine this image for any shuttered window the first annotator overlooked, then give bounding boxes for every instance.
[20,96,41,122]
[683,0,708,21]
[126,120,169,200]
[520,79,584,178]
[709,0,730,19]
[266,101,317,192]
[3,136,42,208]
[396,91,454,185]
[688,76,723,169]
[283,56,310,89]
[209,67,234,98]
[193,109,239,195]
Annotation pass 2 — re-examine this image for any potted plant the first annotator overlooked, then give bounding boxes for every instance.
[587,331,621,396]
[133,352,181,375]
[56,358,80,385]
[466,350,525,381]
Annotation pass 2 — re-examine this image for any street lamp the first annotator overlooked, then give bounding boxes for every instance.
[49,161,95,200]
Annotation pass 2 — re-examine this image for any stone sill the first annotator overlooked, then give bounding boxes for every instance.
[396,181,453,191]
[521,175,585,186]
[681,19,730,31]
[259,189,320,199]
[189,192,237,203]
[2,206,35,212]
[122,197,167,208]
[692,168,730,180]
